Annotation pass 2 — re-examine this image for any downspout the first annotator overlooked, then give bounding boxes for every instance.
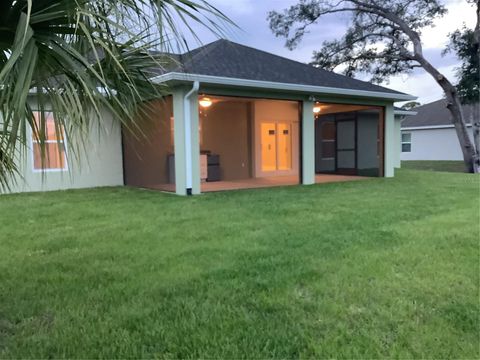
[184,81,199,195]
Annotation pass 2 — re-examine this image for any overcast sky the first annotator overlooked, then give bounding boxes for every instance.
[179,0,477,105]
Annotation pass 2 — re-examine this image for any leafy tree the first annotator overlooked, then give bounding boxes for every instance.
[401,101,421,110]
[268,0,479,173]
[0,0,228,190]
[445,27,479,104]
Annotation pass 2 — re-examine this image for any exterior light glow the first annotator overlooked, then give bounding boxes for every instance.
[313,105,321,114]
[199,97,212,108]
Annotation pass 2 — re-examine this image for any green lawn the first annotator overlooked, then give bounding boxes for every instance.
[402,160,466,173]
[0,169,479,358]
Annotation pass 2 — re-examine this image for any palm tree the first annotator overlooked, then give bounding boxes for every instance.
[0,0,229,190]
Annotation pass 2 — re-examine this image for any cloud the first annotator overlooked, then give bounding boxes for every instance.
[386,64,458,105]
[209,0,257,15]
[422,0,477,50]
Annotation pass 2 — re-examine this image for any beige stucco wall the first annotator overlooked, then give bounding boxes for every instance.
[6,108,123,193]
[123,97,174,187]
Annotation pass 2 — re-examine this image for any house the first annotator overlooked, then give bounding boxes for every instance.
[8,39,415,195]
[401,99,477,161]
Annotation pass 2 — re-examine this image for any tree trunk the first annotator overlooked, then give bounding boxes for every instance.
[415,55,479,173]
[445,96,479,173]
[473,104,480,167]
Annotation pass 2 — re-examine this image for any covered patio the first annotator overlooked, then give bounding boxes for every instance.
[122,93,388,194]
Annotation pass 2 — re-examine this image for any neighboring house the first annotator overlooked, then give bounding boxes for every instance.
[401,99,477,161]
[7,39,415,195]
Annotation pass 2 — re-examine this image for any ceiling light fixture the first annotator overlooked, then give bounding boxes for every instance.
[199,97,212,108]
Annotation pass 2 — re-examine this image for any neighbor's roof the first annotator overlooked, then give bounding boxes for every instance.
[152,39,414,101]
[402,99,478,129]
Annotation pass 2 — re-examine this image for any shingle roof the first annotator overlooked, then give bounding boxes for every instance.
[159,39,407,96]
[401,99,478,128]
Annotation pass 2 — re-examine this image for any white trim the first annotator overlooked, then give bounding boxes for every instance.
[401,124,473,130]
[31,140,69,173]
[151,72,416,102]
[394,109,417,116]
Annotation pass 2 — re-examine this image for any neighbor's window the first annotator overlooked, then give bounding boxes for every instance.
[401,132,411,153]
[32,112,67,171]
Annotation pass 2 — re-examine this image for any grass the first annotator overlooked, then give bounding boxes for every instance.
[402,160,467,173]
[0,169,479,358]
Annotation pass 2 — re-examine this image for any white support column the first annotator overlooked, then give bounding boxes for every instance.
[172,88,187,195]
[172,86,201,195]
[302,100,315,185]
[394,116,402,168]
[384,103,395,177]
[189,95,201,195]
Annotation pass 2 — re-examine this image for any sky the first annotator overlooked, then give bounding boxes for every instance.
[178,0,477,106]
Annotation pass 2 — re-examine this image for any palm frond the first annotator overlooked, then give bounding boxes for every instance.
[0,0,233,191]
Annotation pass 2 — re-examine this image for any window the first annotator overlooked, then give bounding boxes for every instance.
[32,112,67,171]
[401,132,411,153]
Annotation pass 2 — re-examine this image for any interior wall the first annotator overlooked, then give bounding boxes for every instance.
[253,99,299,122]
[201,101,252,181]
[122,97,173,188]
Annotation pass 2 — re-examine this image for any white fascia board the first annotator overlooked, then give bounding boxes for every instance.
[401,124,473,130]
[394,110,417,116]
[151,72,417,102]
